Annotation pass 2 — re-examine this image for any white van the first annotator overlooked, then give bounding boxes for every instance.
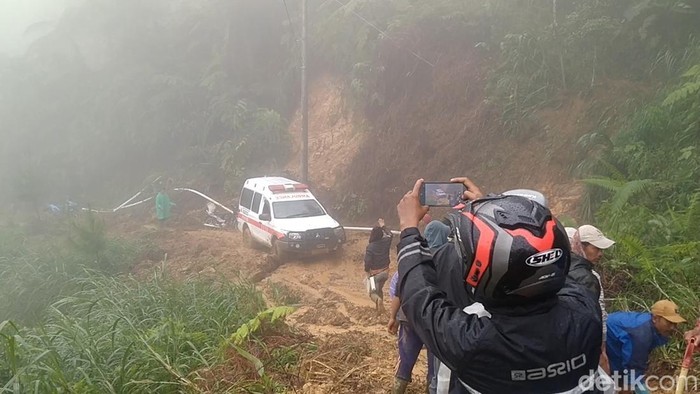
[236,176,346,260]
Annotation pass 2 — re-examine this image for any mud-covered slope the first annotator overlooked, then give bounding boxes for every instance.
[286,35,650,224]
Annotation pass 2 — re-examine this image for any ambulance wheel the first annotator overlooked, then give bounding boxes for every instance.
[330,245,343,258]
[242,226,254,248]
[271,239,287,262]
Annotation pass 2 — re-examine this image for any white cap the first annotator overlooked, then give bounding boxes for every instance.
[565,227,577,243]
[578,225,615,249]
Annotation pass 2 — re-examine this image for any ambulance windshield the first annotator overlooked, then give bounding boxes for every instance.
[272,200,326,219]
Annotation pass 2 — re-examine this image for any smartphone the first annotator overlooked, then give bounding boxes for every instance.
[420,182,467,207]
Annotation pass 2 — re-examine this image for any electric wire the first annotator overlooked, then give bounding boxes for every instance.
[329,0,435,68]
[282,0,297,40]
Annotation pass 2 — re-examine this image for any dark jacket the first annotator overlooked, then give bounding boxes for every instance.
[432,242,475,308]
[396,228,602,394]
[567,253,601,299]
[364,227,392,272]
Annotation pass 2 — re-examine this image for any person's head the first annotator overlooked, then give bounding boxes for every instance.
[447,194,570,308]
[651,300,686,337]
[575,225,615,264]
[369,225,385,243]
[425,221,450,250]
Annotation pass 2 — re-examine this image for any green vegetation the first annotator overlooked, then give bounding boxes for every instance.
[585,60,700,367]
[0,221,303,392]
[0,214,138,326]
[0,274,296,392]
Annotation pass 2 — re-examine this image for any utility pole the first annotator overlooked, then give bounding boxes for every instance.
[300,0,309,184]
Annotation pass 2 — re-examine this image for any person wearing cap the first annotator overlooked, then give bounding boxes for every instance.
[606,300,687,393]
[568,225,615,374]
[568,225,615,298]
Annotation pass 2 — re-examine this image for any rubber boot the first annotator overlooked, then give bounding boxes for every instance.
[392,377,409,394]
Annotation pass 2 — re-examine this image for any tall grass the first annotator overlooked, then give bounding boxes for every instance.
[0,215,297,392]
[0,214,138,325]
[0,272,267,392]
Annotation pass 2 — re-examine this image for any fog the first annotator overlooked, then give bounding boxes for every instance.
[0,0,71,56]
[0,0,293,210]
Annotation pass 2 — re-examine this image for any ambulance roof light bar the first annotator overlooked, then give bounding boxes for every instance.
[268,183,309,193]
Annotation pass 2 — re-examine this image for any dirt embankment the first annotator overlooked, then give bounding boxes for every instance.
[286,32,652,224]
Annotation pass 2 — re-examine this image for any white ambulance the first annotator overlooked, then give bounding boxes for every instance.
[236,176,346,260]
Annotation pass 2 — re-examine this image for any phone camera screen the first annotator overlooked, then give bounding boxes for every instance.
[423,183,465,206]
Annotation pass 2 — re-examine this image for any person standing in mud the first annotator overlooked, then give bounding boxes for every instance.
[364,218,393,314]
[387,220,449,394]
[155,179,175,226]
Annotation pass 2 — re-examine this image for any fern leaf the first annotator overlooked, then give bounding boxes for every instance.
[610,179,656,214]
[662,81,700,107]
[581,176,624,193]
[271,306,294,322]
[682,64,700,78]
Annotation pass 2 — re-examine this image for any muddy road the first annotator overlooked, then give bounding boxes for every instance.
[129,222,430,394]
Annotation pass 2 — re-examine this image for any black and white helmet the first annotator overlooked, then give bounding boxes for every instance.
[447,194,570,307]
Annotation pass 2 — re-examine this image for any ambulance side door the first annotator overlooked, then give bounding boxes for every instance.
[259,198,273,247]
[248,191,264,243]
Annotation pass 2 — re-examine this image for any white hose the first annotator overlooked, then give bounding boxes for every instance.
[173,188,235,214]
[343,226,400,235]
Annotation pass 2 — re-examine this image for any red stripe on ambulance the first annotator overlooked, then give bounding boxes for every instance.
[237,212,286,239]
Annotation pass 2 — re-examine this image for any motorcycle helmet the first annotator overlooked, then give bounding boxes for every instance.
[447,194,570,307]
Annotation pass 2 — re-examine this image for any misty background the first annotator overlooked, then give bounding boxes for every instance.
[1,0,298,212]
[0,0,70,56]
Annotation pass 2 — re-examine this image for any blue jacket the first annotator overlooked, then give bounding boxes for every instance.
[606,311,668,377]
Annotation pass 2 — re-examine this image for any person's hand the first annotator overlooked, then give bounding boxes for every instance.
[378,218,385,228]
[599,348,610,375]
[450,177,484,201]
[387,317,398,335]
[397,179,429,231]
[684,327,700,343]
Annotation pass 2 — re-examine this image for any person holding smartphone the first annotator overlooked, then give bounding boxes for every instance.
[395,177,609,393]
